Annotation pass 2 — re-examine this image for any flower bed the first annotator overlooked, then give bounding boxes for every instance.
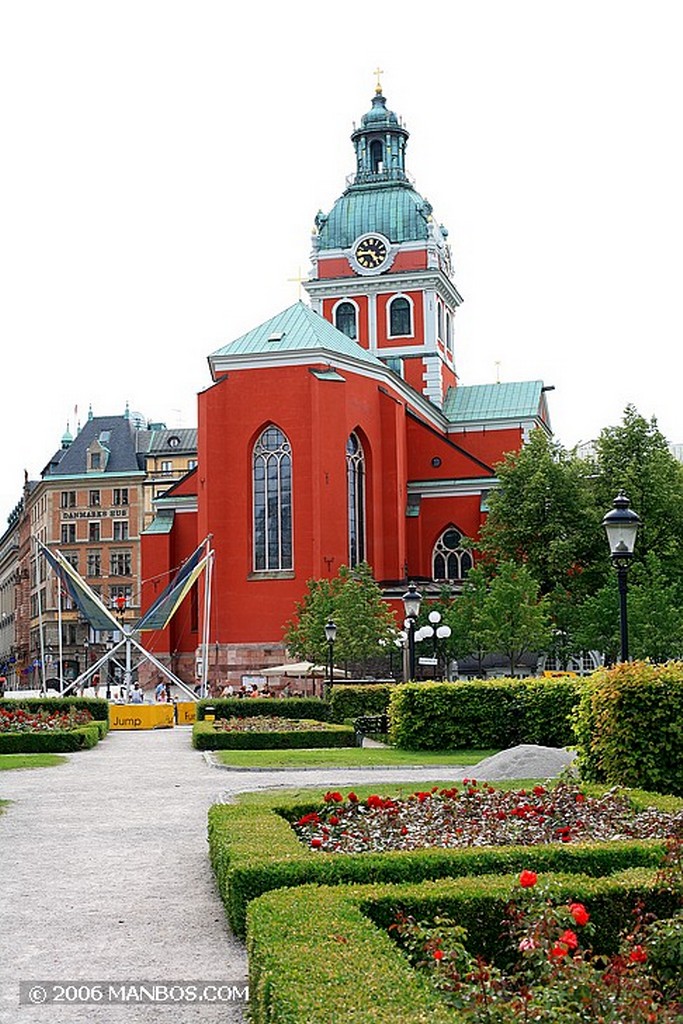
[0,703,107,753]
[246,868,682,1023]
[208,784,683,937]
[293,782,683,854]
[193,719,356,751]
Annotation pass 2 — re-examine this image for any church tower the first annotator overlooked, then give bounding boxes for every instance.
[304,79,462,408]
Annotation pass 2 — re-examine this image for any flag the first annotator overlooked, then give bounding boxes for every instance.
[135,542,210,632]
[37,541,121,632]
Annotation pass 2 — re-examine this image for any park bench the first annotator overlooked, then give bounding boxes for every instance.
[353,713,389,746]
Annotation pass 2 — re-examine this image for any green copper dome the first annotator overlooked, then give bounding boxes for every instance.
[315,89,435,251]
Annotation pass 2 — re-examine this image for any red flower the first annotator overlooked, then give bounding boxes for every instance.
[433,948,444,961]
[533,785,546,796]
[324,791,343,803]
[558,929,578,950]
[519,870,538,888]
[328,815,340,826]
[347,792,358,803]
[629,945,647,963]
[569,902,590,927]
[400,826,408,835]
[549,942,568,959]
[297,812,320,827]
[310,838,322,848]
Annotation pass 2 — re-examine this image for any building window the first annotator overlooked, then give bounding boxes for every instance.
[385,356,404,378]
[90,453,101,470]
[437,303,443,340]
[160,461,172,473]
[113,488,129,506]
[60,491,76,509]
[388,296,412,337]
[432,527,473,582]
[63,551,79,571]
[87,551,101,577]
[110,584,132,605]
[187,459,197,470]
[370,139,384,172]
[89,490,101,507]
[446,311,453,354]
[335,301,357,340]
[253,426,292,572]
[110,551,132,576]
[346,432,366,567]
[113,520,129,541]
[61,524,76,544]
[88,521,101,542]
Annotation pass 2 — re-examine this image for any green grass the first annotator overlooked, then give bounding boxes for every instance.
[232,779,547,806]
[212,746,498,769]
[0,753,67,771]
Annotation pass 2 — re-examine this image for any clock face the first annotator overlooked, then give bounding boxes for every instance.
[354,235,388,269]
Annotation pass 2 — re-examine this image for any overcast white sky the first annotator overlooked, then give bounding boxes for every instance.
[1,1,681,528]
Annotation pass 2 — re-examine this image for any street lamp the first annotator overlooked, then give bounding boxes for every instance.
[428,610,452,680]
[402,583,422,681]
[602,491,640,663]
[324,619,337,699]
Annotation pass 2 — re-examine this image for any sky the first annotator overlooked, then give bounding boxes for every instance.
[1,1,682,528]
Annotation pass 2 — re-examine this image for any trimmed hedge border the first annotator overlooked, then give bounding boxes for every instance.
[247,868,679,1024]
[195,697,329,722]
[0,697,110,721]
[193,720,356,751]
[208,785,682,937]
[328,683,394,723]
[0,721,107,754]
[389,678,581,750]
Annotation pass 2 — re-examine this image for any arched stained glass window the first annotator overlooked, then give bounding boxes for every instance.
[389,296,412,337]
[346,433,366,567]
[432,527,472,581]
[335,302,357,339]
[253,427,292,571]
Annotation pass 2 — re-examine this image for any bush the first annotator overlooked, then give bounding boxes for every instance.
[0,697,110,721]
[196,697,329,721]
[328,683,394,723]
[247,869,680,1024]
[573,661,683,796]
[193,720,355,751]
[389,679,580,751]
[208,785,681,937]
[0,722,104,753]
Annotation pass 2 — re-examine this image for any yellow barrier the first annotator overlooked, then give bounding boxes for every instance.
[108,704,175,730]
[175,701,197,725]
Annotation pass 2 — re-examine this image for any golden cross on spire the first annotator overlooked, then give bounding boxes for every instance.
[373,66,384,94]
[287,267,308,300]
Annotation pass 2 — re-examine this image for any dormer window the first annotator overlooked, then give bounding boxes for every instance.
[90,453,101,470]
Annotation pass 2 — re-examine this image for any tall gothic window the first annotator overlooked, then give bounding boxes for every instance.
[389,296,412,337]
[432,527,473,581]
[253,426,292,571]
[346,433,366,567]
[335,302,357,339]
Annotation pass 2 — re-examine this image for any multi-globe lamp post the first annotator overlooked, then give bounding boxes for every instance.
[602,491,640,663]
[415,610,452,680]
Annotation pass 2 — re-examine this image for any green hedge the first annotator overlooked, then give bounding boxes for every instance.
[0,722,105,753]
[0,697,110,721]
[193,720,356,751]
[247,868,679,1024]
[389,678,581,750]
[573,661,683,796]
[196,697,330,722]
[328,683,394,723]
[208,784,681,937]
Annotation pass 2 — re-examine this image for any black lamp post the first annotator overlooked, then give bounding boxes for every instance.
[324,619,337,700]
[402,583,422,681]
[602,491,640,663]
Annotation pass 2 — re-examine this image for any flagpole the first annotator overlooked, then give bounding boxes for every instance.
[34,538,47,692]
[201,539,214,698]
[57,578,64,693]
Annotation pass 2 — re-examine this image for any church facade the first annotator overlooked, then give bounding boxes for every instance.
[140,85,552,684]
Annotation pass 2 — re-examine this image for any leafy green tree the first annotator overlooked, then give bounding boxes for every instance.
[440,566,490,674]
[283,563,396,674]
[478,428,603,597]
[593,405,683,580]
[627,554,683,662]
[478,561,552,676]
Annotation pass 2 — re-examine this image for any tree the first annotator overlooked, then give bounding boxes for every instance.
[478,561,552,676]
[283,563,396,674]
[478,428,603,598]
[440,567,490,674]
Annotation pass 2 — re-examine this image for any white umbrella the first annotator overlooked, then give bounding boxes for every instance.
[259,661,346,678]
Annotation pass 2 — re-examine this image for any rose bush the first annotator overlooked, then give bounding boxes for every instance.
[0,706,94,733]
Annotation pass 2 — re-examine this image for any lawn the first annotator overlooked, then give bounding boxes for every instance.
[0,753,67,771]
[212,746,498,769]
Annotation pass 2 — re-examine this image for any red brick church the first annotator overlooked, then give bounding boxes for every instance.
[140,84,552,684]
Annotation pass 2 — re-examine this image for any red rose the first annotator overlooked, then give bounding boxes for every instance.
[569,902,590,927]
[629,945,647,964]
[433,949,444,961]
[549,943,568,959]
[558,929,578,950]
[328,815,340,826]
[347,792,358,803]
[519,870,538,888]
[533,785,546,796]
[310,838,322,848]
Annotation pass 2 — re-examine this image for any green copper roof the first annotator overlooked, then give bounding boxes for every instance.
[443,381,546,424]
[141,509,175,535]
[209,302,384,368]
[316,185,431,250]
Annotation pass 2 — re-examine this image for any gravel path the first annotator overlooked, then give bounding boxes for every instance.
[0,729,575,1024]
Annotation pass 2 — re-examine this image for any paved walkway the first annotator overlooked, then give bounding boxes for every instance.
[0,728,479,1024]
